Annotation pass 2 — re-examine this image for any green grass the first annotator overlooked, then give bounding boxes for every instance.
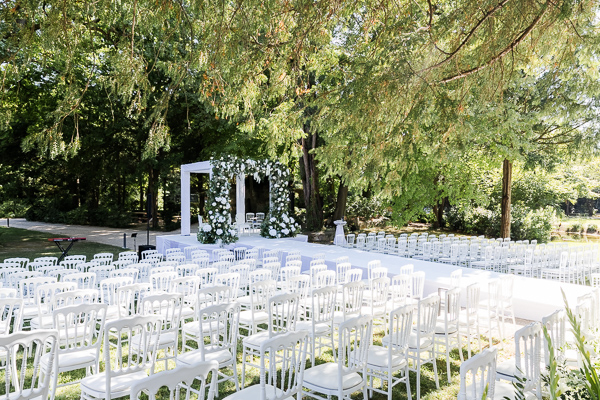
[0,226,125,261]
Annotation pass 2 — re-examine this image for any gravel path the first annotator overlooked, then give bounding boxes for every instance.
[1,218,194,249]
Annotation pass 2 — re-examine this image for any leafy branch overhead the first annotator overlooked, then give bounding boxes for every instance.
[2,0,596,163]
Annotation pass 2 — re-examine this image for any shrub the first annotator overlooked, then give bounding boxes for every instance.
[569,222,584,233]
[0,200,29,218]
[586,224,598,234]
[445,203,556,242]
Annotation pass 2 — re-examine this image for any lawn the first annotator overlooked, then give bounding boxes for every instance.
[0,226,125,261]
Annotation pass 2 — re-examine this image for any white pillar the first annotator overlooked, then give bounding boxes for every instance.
[236,174,245,221]
[181,169,191,236]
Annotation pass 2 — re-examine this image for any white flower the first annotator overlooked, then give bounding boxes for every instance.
[209,211,213,214]
[270,217,276,222]
[203,224,212,232]
[269,229,277,237]
[290,217,295,223]
[216,229,223,235]
[280,222,286,228]
[291,226,296,232]
[282,228,289,235]
[283,215,289,223]
[229,229,236,235]
[219,216,225,222]
[212,202,216,206]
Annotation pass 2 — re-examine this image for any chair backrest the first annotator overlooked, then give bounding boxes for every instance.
[0,329,58,400]
[457,347,497,400]
[230,264,251,290]
[310,285,337,325]
[4,257,30,269]
[10,271,44,289]
[309,264,327,286]
[370,266,388,281]
[139,293,183,337]
[269,292,300,337]
[103,315,162,385]
[196,285,233,310]
[389,275,411,309]
[344,269,363,283]
[89,265,115,285]
[1,298,22,334]
[117,283,152,317]
[53,289,99,308]
[340,281,365,318]
[400,264,414,276]
[442,287,461,329]
[316,270,336,288]
[34,256,58,265]
[416,295,440,340]
[287,275,311,300]
[214,272,240,298]
[259,330,309,400]
[62,272,97,290]
[110,267,139,283]
[263,262,281,281]
[388,304,414,354]
[150,271,178,292]
[279,266,301,290]
[542,309,566,366]
[411,271,425,299]
[53,303,107,358]
[336,262,352,285]
[195,267,218,288]
[19,276,57,304]
[93,253,114,265]
[337,315,372,383]
[249,269,273,284]
[100,276,135,305]
[36,282,77,315]
[198,302,240,358]
[514,322,542,394]
[130,361,219,400]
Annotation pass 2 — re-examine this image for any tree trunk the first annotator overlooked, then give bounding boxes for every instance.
[432,197,447,228]
[148,168,160,229]
[300,130,323,230]
[333,179,348,221]
[500,159,512,238]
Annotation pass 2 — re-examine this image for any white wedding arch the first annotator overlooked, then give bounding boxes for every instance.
[180,155,299,244]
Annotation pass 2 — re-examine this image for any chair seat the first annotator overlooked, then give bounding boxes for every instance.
[296,321,330,336]
[239,310,269,325]
[496,358,521,381]
[131,331,177,350]
[29,315,53,329]
[243,331,271,349]
[367,346,407,369]
[182,321,225,337]
[80,370,148,399]
[407,332,433,349]
[177,348,233,366]
[223,382,284,400]
[41,348,97,371]
[434,320,458,334]
[494,380,537,400]
[303,362,363,391]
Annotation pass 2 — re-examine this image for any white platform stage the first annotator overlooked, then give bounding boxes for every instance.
[157,234,591,322]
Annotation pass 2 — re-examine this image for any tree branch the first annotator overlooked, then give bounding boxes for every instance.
[439,1,550,84]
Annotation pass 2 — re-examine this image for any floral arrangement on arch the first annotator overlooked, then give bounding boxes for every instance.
[197,155,300,244]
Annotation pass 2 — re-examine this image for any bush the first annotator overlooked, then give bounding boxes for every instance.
[568,223,584,233]
[445,203,556,242]
[586,224,598,234]
[346,194,389,221]
[445,206,499,237]
[0,200,30,218]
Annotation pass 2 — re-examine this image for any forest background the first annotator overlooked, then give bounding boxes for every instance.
[2,0,600,242]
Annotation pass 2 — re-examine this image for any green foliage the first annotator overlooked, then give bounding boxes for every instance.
[446,204,557,242]
[0,200,29,218]
[569,223,585,233]
[346,193,388,221]
[587,224,598,234]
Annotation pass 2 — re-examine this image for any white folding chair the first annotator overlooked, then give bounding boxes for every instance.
[457,347,497,400]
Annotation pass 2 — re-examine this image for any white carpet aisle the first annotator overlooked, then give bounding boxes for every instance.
[157,234,590,321]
